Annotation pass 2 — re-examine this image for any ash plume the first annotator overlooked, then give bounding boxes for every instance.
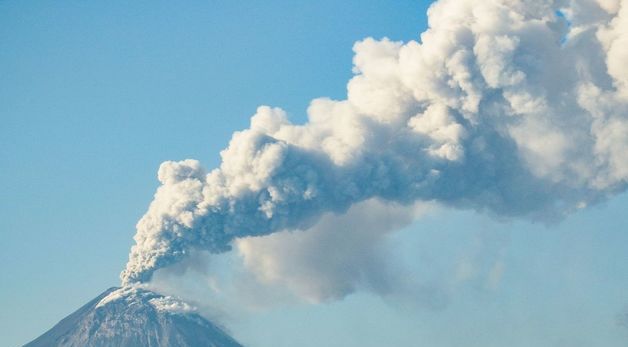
[122,0,628,285]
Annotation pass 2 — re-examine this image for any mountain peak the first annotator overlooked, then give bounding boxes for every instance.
[95,286,197,314]
[24,286,243,347]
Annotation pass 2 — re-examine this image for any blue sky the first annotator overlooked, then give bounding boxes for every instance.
[1,1,628,346]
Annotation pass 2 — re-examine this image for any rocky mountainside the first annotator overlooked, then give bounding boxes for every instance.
[23,286,243,347]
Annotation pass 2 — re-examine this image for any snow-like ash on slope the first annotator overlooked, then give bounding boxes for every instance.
[121,0,628,285]
[23,287,243,347]
[96,286,197,314]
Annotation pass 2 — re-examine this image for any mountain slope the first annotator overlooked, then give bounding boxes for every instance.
[23,286,243,347]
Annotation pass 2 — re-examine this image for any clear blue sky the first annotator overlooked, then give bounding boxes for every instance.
[1,1,627,346]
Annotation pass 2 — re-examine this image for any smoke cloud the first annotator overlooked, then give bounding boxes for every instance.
[234,199,430,303]
[121,0,628,285]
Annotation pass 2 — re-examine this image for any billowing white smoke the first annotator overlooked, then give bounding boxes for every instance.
[235,199,429,303]
[121,0,628,285]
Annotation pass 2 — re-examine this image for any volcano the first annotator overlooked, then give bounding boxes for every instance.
[23,286,244,347]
